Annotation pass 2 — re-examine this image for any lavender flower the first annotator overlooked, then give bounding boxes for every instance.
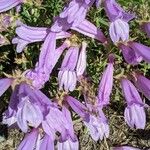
[51,0,95,32]
[133,74,150,100]
[113,146,140,150]
[104,0,134,22]
[0,0,23,13]
[2,80,73,147]
[3,83,47,132]
[58,46,79,92]
[104,0,134,43]
[26,35,70,89]
[51,0,107,43]
[84,107,109,141]
[66,96,89,121]
[71,19,107,43]
[57,106,79,150]
[17,95,43,132]
[66,96,109,141]
[42,104,69,141]
[58,138,79,150]
[121,78,146,129]
[109,19,129,43]
[127,41,150,63]
[141,21,150,38]
[97,54,114,106]
[119,43,143,65]
[12,23,71,53]
[76,41,87,77]
[17,129,39,150]
[39,134,54,150]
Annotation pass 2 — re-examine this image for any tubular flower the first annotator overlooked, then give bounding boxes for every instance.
[58,46,79,92]
[141,21,150,38]
[118,42,143,65]
[26,36,70,89]
[66,96,109,141]
[66,96,90,121]
[17,129,39,150]
[51,0,95,32]
[84,107,109,141]
[57,138,79,150]
[76,41,87,77]
[51,0,107,43]
[127,41,150,63]
[103,0,134,43]
[121,78,146,129]
[3,81,73,147]
[97,54,114,106]
[133,73,150,100]
[57,106,79,150]
[103,0,134,22]
[12,22,71,53]
[3,83,48,132]
[109,19,129,43]
[0,0,23,13]
[71,19,107,43]
[39,134,54,150]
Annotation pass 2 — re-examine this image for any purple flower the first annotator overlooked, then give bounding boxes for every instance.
[57,105,79,150]
[18,130,54,150]
[84,107,109,141]
[0,78,14,97]
[71,19,107,43]
[26,35,70,89]
[57,137,79,150]
[103,0,134,43]
[127,41,150,63]
[60,106,77,141]
[51,0,107,43]
[12,23,71,53]
[3,85,19,126]
[76,41,87,77]
[113,146,140,150]
[51,0,95,32]
[17,129,39,150]
[121,78,146,129]
[141,21,150,38]
[133,74,150,100]
[58,46,79,91]
[66,96,89,121]
[42,104,69,141]
[3,81,72,143]
[39,134,54,150]
[119,43,143,65]
[109,19,129,43]
[97,54,114,106]
[0,0,23,13]
[17,95,43,132]
[66,96,109,141]
[104,0,134,22]
[3,83,49,132]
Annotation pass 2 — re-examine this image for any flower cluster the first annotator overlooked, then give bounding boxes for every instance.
[0,0,150,150]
